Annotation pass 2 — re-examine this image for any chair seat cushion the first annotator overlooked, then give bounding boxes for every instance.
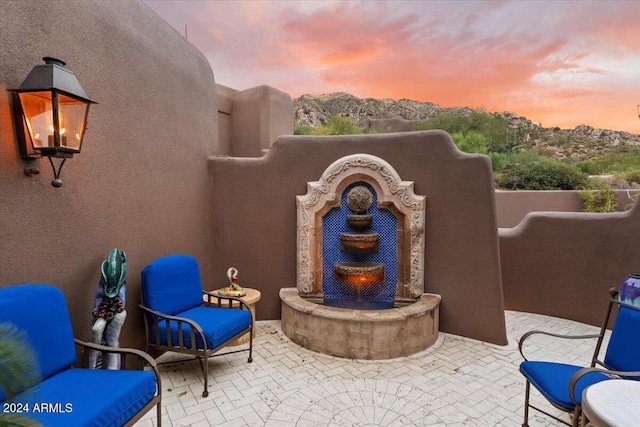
[7,368,157,427]
[520,361,610,410]
[151,306,252,349]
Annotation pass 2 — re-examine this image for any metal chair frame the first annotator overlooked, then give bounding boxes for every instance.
[139,291,253,398]
[518,288,640,427]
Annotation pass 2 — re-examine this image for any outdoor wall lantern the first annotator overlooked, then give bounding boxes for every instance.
[8,57,96,187]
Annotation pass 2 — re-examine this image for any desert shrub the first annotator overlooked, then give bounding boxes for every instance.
[548,135,570,146]
[578,184,618,212]
[575,151,640,175]
[312,115,363,135]
[450,132,509,172]
[497,160,590,190]
[487,152,509,172]
[451,131,489,153]
[506,150,548,165]
[623,170,640,186]
[413,112,473,134]
[294,120,313,135]
[414,110,529,153]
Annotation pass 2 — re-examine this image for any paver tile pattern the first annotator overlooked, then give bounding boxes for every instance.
[136,311,605,427]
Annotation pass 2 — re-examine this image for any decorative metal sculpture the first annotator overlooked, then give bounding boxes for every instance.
[89,248,127,369]
[217,267,247,297]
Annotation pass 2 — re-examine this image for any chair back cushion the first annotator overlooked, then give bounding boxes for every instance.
[0,284,77,401]
[141,254,204,315]
[604,304,640,372]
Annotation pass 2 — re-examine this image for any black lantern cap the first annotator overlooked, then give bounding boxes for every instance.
[15,57,95,103]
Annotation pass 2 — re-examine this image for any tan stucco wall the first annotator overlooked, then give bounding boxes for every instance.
[216,84,236,156]
[208,131,508,345]
[0,0,217,349]
[499,203,640,326]
[217,84,293,157]
[229,85,294,157]
[495,190,640,228]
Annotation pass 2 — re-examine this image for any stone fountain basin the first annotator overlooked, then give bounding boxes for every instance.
[279,288,441,359]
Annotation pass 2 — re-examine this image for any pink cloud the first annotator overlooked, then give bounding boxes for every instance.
[143,0,640,134]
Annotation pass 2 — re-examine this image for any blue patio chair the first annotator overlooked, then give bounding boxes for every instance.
[0,284,161,427]
[139,254,253,397]
[518,288,640,427]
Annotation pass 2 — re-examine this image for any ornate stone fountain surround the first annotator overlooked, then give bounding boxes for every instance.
[280,153,441,359]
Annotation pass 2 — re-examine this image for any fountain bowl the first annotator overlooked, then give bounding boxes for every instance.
[334,262,384,284]
[339,233,379,252]
[347,214,373,229]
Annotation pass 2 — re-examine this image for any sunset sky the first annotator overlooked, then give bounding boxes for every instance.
[144,0,640,134]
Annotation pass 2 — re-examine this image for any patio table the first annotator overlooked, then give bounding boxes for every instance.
[582,379,640,427]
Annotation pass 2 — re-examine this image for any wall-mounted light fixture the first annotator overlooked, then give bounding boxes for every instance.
[8,57,96,187]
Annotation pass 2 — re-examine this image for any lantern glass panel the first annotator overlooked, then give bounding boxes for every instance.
[57,93,88,151]
[18,91,54,149]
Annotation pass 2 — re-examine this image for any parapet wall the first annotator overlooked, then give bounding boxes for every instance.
[499,203,640,326]
[217,84,293,157]
[496,190,640,228]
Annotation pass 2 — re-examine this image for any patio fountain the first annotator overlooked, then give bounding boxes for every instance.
[280,153,441,359]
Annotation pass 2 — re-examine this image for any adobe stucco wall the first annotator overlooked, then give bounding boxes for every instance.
[217,84,293,157]
[0,1,217,349]
[208,131,508,345]
[499,204,640,326]
[495,190,640,228]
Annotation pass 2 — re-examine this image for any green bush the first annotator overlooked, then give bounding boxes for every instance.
[451,131,489,154]
[578,185,618,212]
[575,151,640,175]
[294,120,313,135]
[497,160,590,190]
[312,115,363,135]
[623,170,640,186]
[505,150,548,165]
[487,152,509,172]
[413,110,528,153]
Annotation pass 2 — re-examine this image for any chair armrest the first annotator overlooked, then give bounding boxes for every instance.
[518,330,600,361]
[202,291,253,313]
[568,367,640,405]
[139,304,204,332]
[74,338,157,369]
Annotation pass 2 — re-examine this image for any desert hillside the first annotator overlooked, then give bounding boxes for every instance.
[294,92,640,161]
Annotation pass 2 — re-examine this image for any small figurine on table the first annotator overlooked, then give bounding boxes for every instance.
[217,267,247,297]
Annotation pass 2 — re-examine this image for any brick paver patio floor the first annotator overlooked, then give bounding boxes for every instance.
[136,310,606,427]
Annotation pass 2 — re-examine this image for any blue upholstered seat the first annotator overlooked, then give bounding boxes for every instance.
[0,284,161,427]
[140,254,253,398]
[519,362,609,410]
[518,291,640,427]
[10,368,157,427]
[150,306,251,349]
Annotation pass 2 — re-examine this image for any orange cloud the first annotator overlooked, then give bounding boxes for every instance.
[144,0,640,134]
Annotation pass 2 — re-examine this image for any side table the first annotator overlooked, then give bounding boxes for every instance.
[204,287,261,346]
[582,379,640,427]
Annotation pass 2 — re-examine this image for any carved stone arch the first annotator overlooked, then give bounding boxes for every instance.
[296,153,426,298]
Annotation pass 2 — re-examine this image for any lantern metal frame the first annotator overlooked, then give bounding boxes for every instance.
[8,57,96,187]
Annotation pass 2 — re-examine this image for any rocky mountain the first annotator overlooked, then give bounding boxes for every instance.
[293,92,640,161]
